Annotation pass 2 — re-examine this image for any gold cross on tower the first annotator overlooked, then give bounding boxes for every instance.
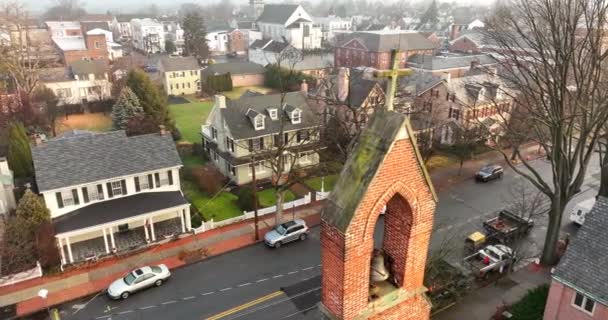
[373,49,413,111]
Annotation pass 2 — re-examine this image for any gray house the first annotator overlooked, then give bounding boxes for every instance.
[202,92,321,185]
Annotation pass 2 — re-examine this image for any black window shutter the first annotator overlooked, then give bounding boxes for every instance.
[97,184,104,200]
[72,189,80,205]
[154,173,160,187]
[148,174,154,189]
[260,137,264,149]
[168,170,173,185]
[297,131,301,142]
[82,187,89,203]
[248,139,253,151]
[135,176,141,192]
[121,180,127,195]
[284,133,289,144]
[107,182,114,198]
[56,192,64,208]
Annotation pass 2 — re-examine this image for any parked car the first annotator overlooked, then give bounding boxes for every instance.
[475,165,504,182]
[107,264,171,299]
[569,198,596,225]
[464,244,515,279]
[264,219,309,248]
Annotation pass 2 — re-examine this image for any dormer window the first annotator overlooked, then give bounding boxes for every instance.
[291,110,302,124]
[254,115,265,130]
[268,108,278,120]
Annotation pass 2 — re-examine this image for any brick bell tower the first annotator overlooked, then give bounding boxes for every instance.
[319,107,438,320]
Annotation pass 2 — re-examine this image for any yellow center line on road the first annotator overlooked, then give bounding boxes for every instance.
[204,290,284,320]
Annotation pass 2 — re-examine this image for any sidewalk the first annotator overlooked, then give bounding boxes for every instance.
[432,263,551,320]
[1,203,323,318]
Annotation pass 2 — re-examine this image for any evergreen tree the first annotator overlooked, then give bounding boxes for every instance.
[165,39,177,55]
[7,121,33,178]
[419,0,439,29]
[182,11,210,60]
[126,69,171,128]
[112,86,143,130]
[16,189,51,227]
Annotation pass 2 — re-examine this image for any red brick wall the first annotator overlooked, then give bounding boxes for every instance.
[335,47,434,69]
[62,34,108,64]
[227,30,247,53]
[544,281,608,320]
[449,36,482,54]
[320,137,436,320]
[231,74,264,87]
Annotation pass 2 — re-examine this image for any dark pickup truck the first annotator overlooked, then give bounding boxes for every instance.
[483,210,534,244]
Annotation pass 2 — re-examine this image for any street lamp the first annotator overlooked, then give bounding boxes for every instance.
[38,289,50,317]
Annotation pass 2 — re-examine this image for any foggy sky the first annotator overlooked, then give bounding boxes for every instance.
[23,0,483,15]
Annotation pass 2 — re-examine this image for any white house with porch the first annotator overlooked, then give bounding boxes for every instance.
[31,130,191,266]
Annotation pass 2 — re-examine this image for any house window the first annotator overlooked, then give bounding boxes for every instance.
[211,150,219,161]
[138,175,151,190]
[250,137,264,151]
[268,109,278,120]
[226,137,235,152]
[170,84,173,90]
[254,116,265,130]
[86,185,103,201]
[187,82,191,88]
[572,292,595,315]
[226,163,236,176]
[56,88,72,98]
[94,41,100,49]
[249,160,266,176]
[61,190,75,206]
[291,110,302,124]
[111,181,123,196]
[296,130,310,142]
[211,127,218,140]
[299,151,315,163]
[159,171,170,186]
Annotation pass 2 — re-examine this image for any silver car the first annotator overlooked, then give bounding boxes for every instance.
[264,219,309,248]
[107,264,171,299]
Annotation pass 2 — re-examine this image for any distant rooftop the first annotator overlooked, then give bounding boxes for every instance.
[52,36,86,51]
[408,54,497,71]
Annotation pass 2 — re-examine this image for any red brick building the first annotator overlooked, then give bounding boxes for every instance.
[543,197,608,320]
[226,29,247,55]
[319,108,437,320]
[53,34,108,65]
[334,31,437,69]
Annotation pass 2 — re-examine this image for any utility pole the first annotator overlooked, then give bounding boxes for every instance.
[251,159,260,240]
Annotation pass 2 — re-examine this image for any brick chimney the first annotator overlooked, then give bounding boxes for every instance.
[337,67,350,102]
[300,79,309,94]
[215,94,227,109]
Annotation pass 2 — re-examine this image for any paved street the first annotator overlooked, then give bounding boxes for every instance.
[53,157,601,320]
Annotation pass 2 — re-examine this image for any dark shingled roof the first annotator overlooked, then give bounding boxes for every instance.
[400,71,444,96]
[39,67,71,82]
[339,31,437,52]
[80,21,110,33]
[32,131,182,192]
[257,4,301,24]
[53,191,188,233]
[322,110,412,232]
[240,90,265,98]
[202,62,264,76]
[237,21,255,30]
[220,92,319,140]
[160,56,199,72]
[408,54,497,71]
[553,197,608,305]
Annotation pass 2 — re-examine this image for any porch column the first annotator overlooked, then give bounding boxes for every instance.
[65,237,74,263]
[144,219,150,242]
[102,228,110,254]
[179,209,186,233]
[58,238,66,265]
[109,226,116,252]
[185,206,192,231]
[150,216,156,241]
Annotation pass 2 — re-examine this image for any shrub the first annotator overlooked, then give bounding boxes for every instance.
[236,186,256,211]
[190,165,225,195]
[36,221,61,269]
[172,127,182,141]
[190,209,203,228]
[206,73,233,92]
[509,284,549,320]
[264,64,315,91]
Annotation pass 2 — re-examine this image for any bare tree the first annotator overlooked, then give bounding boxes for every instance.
[464,0,608,265]
[237,50,323,225]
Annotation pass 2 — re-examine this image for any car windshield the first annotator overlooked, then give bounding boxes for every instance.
[151,266,162,273]
[276,225,287,235]
[480,166,494,174]
[123,272,137,285]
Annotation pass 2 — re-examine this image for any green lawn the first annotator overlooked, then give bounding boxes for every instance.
[169,98,214,143]
[257,188,296,208]
[181,154,206,167]
[222,86,272,100]
[304,175,339,192]
[182,181,242,221]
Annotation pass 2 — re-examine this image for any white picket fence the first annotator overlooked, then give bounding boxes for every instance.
[191,191,331,234]
[0,261,42,288]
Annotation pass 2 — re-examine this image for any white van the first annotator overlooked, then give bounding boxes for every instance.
[569,198,596,225]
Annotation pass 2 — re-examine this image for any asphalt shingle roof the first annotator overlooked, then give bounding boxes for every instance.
[203,62,264,76]
[257,4,300,24]
[53,191,188,233]
[408,54,497,71]
[160,56,199,72]
[219,92,319,140]
[339,31,437,52]
[32,131,182,192]
[553,196,608,305]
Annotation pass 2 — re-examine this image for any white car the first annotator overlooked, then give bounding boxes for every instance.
[569,198,596,225]
[107,264,171,299]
